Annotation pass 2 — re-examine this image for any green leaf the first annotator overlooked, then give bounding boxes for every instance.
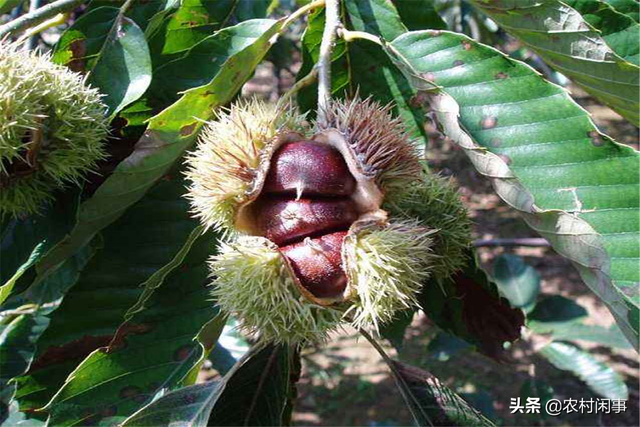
[519,378,554,422]
[36,19,281,280]
[1,315,49,391]
[121,344,296,427]
[527,295,588,333]
[385,30,639,349]
[565,0,640,64]
[0,192,79,304]
[392,0,447,31]
[603,0,640,22]
[468,0,640,124]
[12,176,200,414]
[347,0,429,138]
[232,0,272,21]
[52,7,152,117]
[182,313,229,385]
[297,8,350,109]
[539,341,628,399]
[42,233,219,426]
[123,225,205,320]
[88,0,178,31]
[492,254,541,309]
[0,246,94,424]
[146,0,238,65]
[297,6,426,140]
[346,0,407,39]
[549,323,633,349]
[122,381,223,427]
[207,344,298,426]
[1,247,94,381]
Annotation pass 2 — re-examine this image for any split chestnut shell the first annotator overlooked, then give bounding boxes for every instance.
[185,98,469,344]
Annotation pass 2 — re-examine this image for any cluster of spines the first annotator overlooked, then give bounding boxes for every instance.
[344,221,435,331]
[186,98,471,345]
[0,41,108,217]
[210,236,343,344]
[384,172,472,280]
[184,100,306,232]
[318,97,422,192]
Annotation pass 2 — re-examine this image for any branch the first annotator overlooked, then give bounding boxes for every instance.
[316,0,341,126]
[473,237,550,248]
[338,28,382,45]
[0,0,83,37]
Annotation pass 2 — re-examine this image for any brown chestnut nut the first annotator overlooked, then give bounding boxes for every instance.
[280,231,348,299]
[251,196,358,245]
[263,141,356,197]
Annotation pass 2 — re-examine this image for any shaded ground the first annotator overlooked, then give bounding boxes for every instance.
[236,67,640,426]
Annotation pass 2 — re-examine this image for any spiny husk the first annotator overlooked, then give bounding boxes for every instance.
[210,236,343,344]
[0,41,108,218]
[184,99,306,233]
[343,220,436,332]
[384,171,472,281]
[188,98,471,344]
[317,97,422,193]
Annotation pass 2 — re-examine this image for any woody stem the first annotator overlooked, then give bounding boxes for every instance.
[316,0,341,126]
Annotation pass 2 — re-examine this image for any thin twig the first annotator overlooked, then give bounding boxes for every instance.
[473,237,550,248]
[338,28,382,45]
[282,0,325,30]
[0,0,84,37]
[316,0,341,126]
[16,12,68,44]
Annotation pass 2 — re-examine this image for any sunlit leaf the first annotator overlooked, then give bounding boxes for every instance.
[385,29,639,348]
[469,0,640,124]
[492,254,541,309]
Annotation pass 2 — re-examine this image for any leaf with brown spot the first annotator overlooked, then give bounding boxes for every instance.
[180,123,198,136]
[29,335,113,372]
[386,28,640,349]
[470,0,640,124]
[41,230,219,426]
[67,39,87,73]
[12,176,206,416]
[106,322,154,352]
